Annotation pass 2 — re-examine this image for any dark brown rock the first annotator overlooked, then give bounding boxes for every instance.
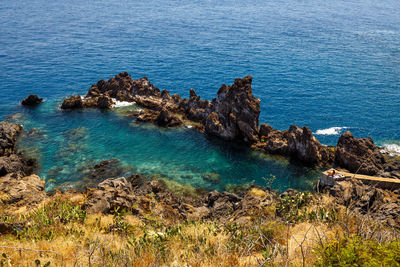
[255,124,333,165]
[0,122,22,157]
[61,95,85,109]
[87,72,135,101]
[286,125,333,165]
[205,76,261,143]
[97,95,115,109]
[133,109,160,122]
[335,131,385,175]
[155,109,183,127]
[329,179,400,224]
[206,191,242,218]
[21,94,43,106]
[257,123,288,154]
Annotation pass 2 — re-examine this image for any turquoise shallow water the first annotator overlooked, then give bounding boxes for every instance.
[1,0,399,191]
[10,101,321,192]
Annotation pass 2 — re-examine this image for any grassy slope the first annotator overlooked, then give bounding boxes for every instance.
[0,189,399,266]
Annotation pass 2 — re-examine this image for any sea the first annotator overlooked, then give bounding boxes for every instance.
[0,0,399,192]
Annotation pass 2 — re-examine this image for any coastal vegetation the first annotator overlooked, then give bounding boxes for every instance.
[0,187,399,266]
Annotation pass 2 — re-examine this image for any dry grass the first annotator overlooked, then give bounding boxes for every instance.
[0,190,399,266]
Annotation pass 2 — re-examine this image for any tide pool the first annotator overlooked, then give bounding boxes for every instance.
[10,100,320,192]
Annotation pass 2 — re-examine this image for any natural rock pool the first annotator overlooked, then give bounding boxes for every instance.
[10,99,321,192]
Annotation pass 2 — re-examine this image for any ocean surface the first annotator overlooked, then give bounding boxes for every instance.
[0,0,399,192]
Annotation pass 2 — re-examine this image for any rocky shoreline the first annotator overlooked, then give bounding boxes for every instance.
[1,73,399,230]
[1,120,399,227]
[61,72,400,178]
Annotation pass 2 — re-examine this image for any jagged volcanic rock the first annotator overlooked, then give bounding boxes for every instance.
[286,125,333,165]
[21,94,43,106]
[254,123,333,165]
[335,131,385,175]
[0,122,23,157]
[205,76,260,143]
[155,108,183,127]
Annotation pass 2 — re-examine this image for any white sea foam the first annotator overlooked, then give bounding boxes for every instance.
[112,99,135,108]
[186,125,193,129]
[381,143,400,157]
[314,127,348,135]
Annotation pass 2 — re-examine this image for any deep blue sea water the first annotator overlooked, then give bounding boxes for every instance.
[0,0,399,191]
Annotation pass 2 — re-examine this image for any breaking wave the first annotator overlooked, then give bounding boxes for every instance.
[314,127,348,135]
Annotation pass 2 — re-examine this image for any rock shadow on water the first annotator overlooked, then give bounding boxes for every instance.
[51,158,136,192]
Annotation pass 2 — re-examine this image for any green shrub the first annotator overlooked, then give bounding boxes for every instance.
[277,191,312,222]
[314,236,400,266]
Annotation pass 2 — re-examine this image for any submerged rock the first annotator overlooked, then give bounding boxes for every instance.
[81,159,135,188]
[202,172,221,183]
[21,94,43,106]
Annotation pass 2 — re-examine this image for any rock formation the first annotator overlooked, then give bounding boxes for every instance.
[21,94,43,106]
[154,108,183,127]
[205,76,260,143]
[61,73,261,143]
[253,123,333,165]
[0,122,43,211]
[59,72,400,169]
[328,178,400,226]
[0,122,36,177]
[0,174,46,209]
[335,131,385,175]
[0,122,23,157]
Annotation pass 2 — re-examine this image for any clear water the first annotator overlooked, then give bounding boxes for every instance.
[1,0,399,191]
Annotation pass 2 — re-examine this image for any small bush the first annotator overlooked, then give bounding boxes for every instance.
[314,236,400,266]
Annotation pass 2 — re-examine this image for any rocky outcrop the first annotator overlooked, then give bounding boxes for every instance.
[21,94,43,106]
[59,72,399,169]
[85,177,136,214]
[0,122,22,157]
[0,174,46,209]
[335,131,385,176]
[154,109,182,127]
[80,159,135,189]
[328,179,400,226]
[205,76,260,143]
[0,122,36,178]
[97,95,115,109]
[84,175,282,223]
[61,95,114,109]
[382,160,400,179]
[62,73,260,141]
[61,95,87,109]
[0,154,36,178]
[254,123,333,165]
[286,125,333,165]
